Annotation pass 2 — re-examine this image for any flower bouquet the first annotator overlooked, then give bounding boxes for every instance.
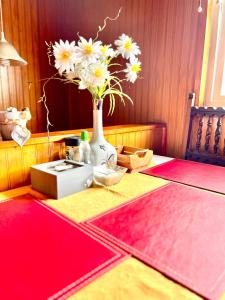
[44,12,142,165]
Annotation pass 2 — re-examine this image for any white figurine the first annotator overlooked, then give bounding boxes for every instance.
[1,107,32,146]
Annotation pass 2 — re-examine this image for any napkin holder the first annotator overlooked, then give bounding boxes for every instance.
[116,146,153,173]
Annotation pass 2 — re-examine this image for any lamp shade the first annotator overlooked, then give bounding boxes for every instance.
[0,36,27,66]
[0,0,27,66]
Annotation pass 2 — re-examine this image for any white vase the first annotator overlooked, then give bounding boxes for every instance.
[89,100,117,166]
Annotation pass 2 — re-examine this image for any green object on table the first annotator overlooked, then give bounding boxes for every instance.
[81,130,89,141]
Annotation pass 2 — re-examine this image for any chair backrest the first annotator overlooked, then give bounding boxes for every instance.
[185,107,225,166]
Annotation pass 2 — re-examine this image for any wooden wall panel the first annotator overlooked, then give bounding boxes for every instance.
[0,0,43,133]
[0,0,207,158]
[39,0,207,157]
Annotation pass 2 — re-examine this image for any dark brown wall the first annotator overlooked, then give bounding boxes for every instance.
[0,0,207,157]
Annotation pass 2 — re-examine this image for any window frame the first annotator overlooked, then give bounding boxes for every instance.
[205,0,225,107]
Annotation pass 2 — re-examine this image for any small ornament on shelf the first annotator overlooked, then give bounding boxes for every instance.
[0,106,32,146]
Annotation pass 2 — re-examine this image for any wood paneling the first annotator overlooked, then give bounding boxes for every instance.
[0,0,207,157]
[0,123,166,191]
[0,0,43,132]
[59,0,207,157]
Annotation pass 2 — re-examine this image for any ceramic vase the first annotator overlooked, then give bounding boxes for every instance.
[89,99,117,166]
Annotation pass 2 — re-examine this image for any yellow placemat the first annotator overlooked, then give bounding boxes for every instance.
[69,258,201,300]
[44,172,167,223]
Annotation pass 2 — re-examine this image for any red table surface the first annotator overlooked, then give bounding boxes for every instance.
[0,194,126,300]
[85,183,225,299]
[142,159,225,195]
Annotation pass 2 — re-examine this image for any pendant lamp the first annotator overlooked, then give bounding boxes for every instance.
[0,0,27,66]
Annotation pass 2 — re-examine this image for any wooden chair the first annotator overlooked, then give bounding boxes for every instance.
[185,107,225,166]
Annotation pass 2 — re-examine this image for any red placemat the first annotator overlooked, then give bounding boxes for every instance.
[141,159,225,194]
[0,194,127,300]
[85,183,225,299]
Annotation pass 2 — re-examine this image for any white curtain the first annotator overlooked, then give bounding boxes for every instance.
[204,0,225,105]
[221,60,225,96]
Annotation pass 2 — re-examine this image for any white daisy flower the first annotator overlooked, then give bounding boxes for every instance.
[99,45,115,59]
[124,58,141,83]
[78,79,88,90]
[66,63,83,80]
[80,62,110,88]
[53,40,76,75]
[115,34,141,60]
[75,37,102,63]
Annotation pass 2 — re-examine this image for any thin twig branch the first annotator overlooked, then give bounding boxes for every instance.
[93,8,122,41]
[38,73,58,159]
[77,31,81,40]
[45,41,54,66]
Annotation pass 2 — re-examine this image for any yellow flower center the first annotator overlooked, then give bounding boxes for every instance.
[60,51,70,60]
[131,64,141,73]
[124,39,132,51]
[100,45,108,54]
[94,68,103,78]
[84,44,93,55]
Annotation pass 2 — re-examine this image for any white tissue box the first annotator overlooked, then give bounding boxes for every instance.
[31,160,93,199]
